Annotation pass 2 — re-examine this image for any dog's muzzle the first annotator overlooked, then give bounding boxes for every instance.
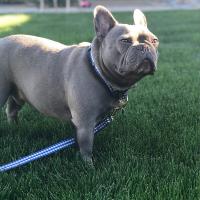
[136,44,157,74]
[139,58,156,75]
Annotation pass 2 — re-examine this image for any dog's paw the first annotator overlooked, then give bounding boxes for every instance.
[76,152,95,169]
[7,115,18,124]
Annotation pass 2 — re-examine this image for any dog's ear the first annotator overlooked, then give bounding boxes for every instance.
[133,9,147,27]
[94,6,118,41]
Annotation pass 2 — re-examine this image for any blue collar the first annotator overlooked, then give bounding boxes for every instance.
[88,46,128,100]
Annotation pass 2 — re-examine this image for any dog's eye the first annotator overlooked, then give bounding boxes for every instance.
[152,38,159,44]
[121,38,132,44]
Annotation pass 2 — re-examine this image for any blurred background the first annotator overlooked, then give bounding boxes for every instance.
[0,0,199,13]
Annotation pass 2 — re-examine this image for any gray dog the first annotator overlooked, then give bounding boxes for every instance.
[0,6,159,165]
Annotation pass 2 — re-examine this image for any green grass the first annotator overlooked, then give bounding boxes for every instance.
[0,10,200,200]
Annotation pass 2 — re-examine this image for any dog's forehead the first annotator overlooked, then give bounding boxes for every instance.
[122,24,152,38]
[110,24,156,40]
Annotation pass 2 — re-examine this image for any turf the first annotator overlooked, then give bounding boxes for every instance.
[0,10,200,200]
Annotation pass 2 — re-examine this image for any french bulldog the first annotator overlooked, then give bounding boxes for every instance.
[0,6,159,165]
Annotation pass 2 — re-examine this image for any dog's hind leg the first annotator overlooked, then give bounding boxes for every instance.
[0,78,10,109]
[6,96,24,124]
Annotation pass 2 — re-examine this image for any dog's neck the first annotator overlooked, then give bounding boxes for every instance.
[91,38,137,91]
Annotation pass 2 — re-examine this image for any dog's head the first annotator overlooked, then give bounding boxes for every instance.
[92,6,159,89]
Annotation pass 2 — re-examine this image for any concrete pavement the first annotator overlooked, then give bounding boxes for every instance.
[0,2,199,13]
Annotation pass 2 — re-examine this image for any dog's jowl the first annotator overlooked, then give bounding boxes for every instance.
[0,6,159,166]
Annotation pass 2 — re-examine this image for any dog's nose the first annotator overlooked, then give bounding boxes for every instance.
[136,45,144,51]
[136,44,149,53]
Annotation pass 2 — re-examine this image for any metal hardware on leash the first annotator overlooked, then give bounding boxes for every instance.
[111,95,128,117]
[0,116,113,172]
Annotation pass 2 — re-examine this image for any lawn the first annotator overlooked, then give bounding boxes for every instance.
[0,10,200,200]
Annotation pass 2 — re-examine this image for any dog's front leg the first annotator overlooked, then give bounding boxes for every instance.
[76,124,95,166]
[71,112,96,166]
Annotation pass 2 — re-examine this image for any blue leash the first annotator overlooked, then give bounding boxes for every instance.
[0,116,112,172]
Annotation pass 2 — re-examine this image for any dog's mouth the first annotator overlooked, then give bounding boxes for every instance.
[137,58,156,75]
